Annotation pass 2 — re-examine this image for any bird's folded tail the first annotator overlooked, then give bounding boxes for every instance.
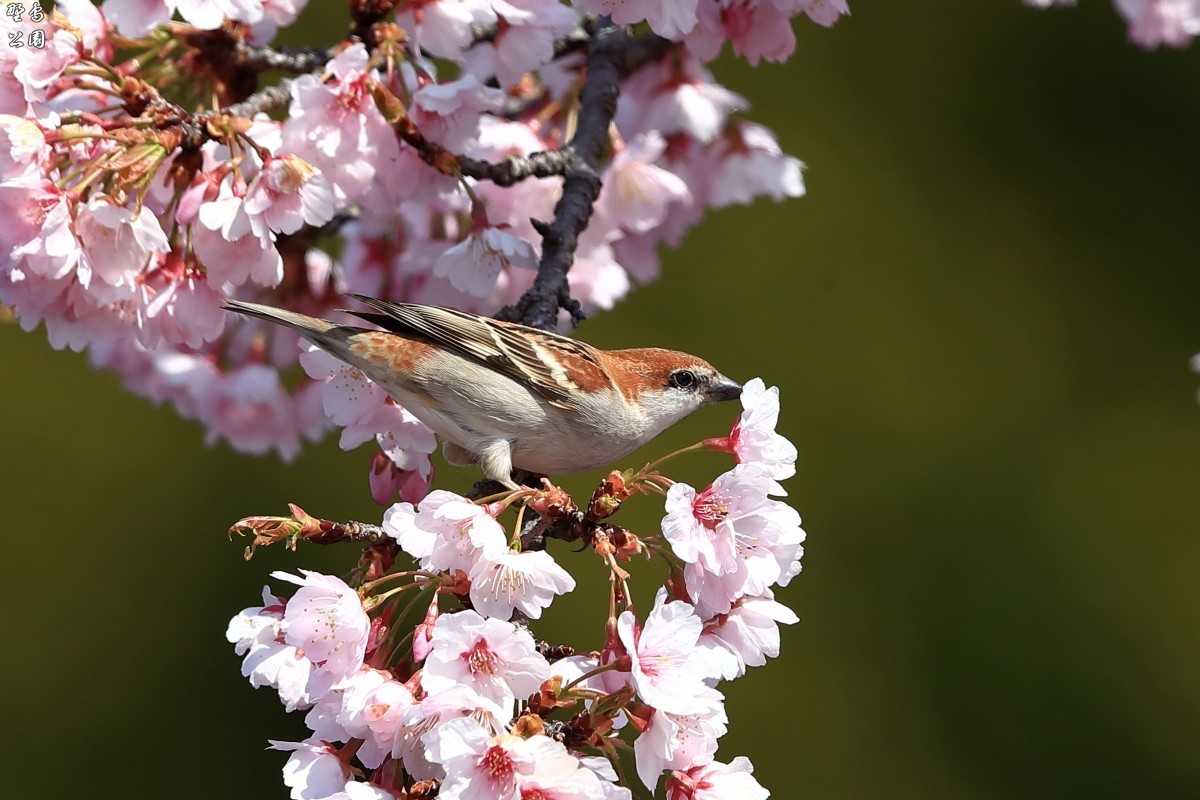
[222,299,337,337]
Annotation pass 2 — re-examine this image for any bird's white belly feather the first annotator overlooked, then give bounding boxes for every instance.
[352,349,658,476]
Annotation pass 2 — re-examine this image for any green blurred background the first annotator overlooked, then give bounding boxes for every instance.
[4,1,1200,797]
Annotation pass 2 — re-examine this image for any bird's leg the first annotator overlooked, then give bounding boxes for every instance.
[512,468,547,488]
[446,440,520,491]
[478,438,519,490]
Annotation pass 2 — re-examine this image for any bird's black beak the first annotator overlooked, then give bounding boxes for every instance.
[705,376,743,403]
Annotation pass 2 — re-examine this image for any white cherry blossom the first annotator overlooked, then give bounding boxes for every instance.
[272,570,371,692]
[468,547,576,620]
[617,590,710,714]
[422,609,551,710]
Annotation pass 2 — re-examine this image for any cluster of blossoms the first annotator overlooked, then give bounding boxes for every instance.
[0,0,836,499]
[1026,0,1200,49]
[228,378,803,799]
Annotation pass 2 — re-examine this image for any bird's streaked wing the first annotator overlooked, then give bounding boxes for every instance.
[341,296,613,406]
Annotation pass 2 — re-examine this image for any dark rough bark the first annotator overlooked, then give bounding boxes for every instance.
[497,17,630,331]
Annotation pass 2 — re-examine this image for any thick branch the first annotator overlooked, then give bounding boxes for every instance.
[624,31,674,74]
[497,17,629,330]
[175,78,296,149]
[221,78,296,118]
[183,27,333,75]
[457,150,575,186]
[232,42,333,73]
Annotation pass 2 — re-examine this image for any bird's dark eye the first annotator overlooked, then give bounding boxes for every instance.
[669,370,698,390]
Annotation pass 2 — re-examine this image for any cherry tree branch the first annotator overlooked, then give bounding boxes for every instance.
[177,15,640,330]
[221,79,296,118]
[228,503,384,556]
[496,17,629,330]
[231,42,334,73]
[624,31,674,74]
[184,26,334,74]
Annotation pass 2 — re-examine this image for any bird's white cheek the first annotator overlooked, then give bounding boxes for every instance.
[635,390,705,436]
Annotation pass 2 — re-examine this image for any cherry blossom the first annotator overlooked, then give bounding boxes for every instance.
[1115,0,1200,47]
[101,0,266,38]
[433,226,539,297]
[300,344,438,478]
[0,3,863,795]
[220,376,809,798]
[327,781,398,800]
[575,0,700,40]
[271,739,352,800]
[142,267,228,349]
[707,122,805,207]
[0,116,47,178]
[0,0,833,480]
[463,0,582,87]
[428,716,619,800]
[690,0,798,65]
[662,464,798,577]
[614,54,747,144]
[226,587,317,711]
[382,490,507,572]
[254,0,309,41]
[243,155,335,237]
[272,570,372,691]
[681,496,806,620]
[394,683,508,781]
[409,73,503,152]
[283,44,399,203]
[598,133,691,235]
[617,590,712,714]
[696,594,799,680]
[199,363,311,460]
[75,198,169,291]
[790,0,852,28]
[422,609,551,710]
[467,546,576,620]
[708,378,798,482]
[335,668,416,768]
[634,684,728,792]
[665,757,770,800]
[301,666,384,744]
[395,0,496,60]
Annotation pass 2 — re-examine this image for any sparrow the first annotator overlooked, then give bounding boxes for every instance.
[223,296,743,487]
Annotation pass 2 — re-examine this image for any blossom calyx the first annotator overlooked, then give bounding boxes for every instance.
[527,480,578,519]
[586,470,631,520]
[118,77,153,117]
[511,711,547,738]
